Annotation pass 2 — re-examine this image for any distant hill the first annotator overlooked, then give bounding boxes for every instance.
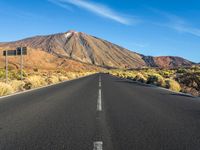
[142,56,194,68]
[0,30,195,70]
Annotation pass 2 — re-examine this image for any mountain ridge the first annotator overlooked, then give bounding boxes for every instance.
[0,30,195,69]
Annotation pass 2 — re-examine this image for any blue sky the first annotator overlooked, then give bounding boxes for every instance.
[0,0,200,62]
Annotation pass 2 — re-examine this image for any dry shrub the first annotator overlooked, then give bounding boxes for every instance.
[46,75,59,84]
[59,76,69,82]
[78,72,92,77]
[110,71,134,79]
[159,70,175,78]
[147,74,166,87]
[134,72,147,83]
[165,79,181,92]
[0,82,14,96]
[24,75,47,89]
[9,80,25,92]
[65,72,78,79]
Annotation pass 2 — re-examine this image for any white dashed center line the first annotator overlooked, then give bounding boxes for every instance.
[94,75,103,150]
[97,75,102,111]
[99,81,101,87]
[93,141,103,150]
[97,88,102,111]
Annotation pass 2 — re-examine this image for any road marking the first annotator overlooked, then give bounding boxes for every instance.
[94,76,103,150]
[93,141,103,150]
[97,88,102,111]
[99,81,101,87]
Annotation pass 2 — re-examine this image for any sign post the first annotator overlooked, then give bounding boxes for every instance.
[16,47,27,80]
[5,50,8,83]
[3,47,27,82]
[20,47,23,80]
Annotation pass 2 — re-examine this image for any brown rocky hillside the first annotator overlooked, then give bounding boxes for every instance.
[0,30,195,69]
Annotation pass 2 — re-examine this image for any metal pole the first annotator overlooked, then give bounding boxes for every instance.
[20,47,23,80]
[5,50,8,83]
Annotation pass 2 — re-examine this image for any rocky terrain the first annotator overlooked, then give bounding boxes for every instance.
[0,30,195,70]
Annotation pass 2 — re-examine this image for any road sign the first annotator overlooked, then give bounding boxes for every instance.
[3,47,27,56]
[16,47,27,55]
[3,50,17,56]
[2,47,27,82]
[16,47,27,80]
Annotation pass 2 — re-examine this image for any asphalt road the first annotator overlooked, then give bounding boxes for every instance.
[0,73,200,150]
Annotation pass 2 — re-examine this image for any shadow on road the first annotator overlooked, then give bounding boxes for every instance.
[170,93,195,98]
[114,79,152,87]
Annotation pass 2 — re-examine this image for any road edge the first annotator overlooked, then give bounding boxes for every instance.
[0,73,98,99]
[108,73,198,98]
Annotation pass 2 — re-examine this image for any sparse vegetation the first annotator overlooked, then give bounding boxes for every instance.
[0,66,199,97]
[147,73,166,87]
[0,82,14,96]
[0,69,96,96]
[108,66,200,96]
[165,79,181,92]
[25,75,47,89]
[9,80,25,92]
[133,72,147,83]
[46,75,60,84]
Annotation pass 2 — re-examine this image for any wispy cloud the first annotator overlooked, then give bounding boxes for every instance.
[48,0,138,25]
[48,0,73,11]
[165,14,200,37]
[152,9,200,37]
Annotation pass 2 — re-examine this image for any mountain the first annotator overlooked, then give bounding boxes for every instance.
[142,56,194,68]
[0,30,195,69]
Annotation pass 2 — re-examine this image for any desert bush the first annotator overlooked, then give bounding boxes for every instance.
[134,72,147,83]
[147,74,166,87]
[33,68,39,72]
[177,73,200,90]
[165,79,181,92]
[0,82,14,96]
[9,80,25,92]
[46,75,59,84]
[126,72,138,79]
[159,70,175,78]
[144,69,157,74]
[59,76,69,82]
[0,69,27,80]
[11,70,27,80]
[0,70,5,79]
[177,68,188,73]
[24,75,47,89]
[116,72,125,78]
[80,72,94,77]
[65,72,78,79]
[108,68,199,96]
[111,71,136,79]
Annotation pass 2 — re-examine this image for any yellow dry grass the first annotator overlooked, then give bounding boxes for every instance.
[165,79,181,92]
[24,75,47,89]
[9,80,25,92]
[0,82,14,96]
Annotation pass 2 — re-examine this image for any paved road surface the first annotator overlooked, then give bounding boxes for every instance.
[0,73,200,150]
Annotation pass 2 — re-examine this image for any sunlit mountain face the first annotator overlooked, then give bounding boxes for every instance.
[0,30,195,70]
